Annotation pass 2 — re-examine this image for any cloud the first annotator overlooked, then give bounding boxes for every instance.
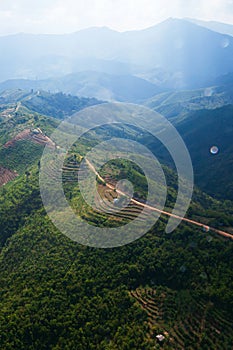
[0,0,233,35]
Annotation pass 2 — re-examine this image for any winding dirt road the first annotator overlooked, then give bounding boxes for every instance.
[85,159,233,240]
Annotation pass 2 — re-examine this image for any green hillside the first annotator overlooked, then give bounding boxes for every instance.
[0,89,102,119]
[0,164,233,349]
[142,99,233,201]
[0,91,233,349]
[144,86,233,122]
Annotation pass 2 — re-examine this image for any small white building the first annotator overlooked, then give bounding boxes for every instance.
[156,334,165,342]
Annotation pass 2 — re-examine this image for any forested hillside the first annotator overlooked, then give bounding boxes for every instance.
[0,163,233,349]
[0,93,233,349]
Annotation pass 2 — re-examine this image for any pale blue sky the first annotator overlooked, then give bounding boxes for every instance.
[0,0,233,35]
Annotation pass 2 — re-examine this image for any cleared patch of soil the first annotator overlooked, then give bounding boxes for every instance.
[4,129,31,148]
[0,167,18,186]
[4,129,55,148]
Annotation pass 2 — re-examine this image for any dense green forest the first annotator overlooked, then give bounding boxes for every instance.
[0,165,233,349]
[0,92,232,349]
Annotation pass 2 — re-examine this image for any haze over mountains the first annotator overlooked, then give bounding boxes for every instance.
[1,16,233,201]
[0,72,161,103]
[1,16,233,200]
[1,18,233,91]
[1,13,233,349]
[186,18,233,36]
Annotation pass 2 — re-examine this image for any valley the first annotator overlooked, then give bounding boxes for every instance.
[0,15,233,350]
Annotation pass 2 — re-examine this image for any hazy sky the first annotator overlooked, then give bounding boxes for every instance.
[0,0,233,35]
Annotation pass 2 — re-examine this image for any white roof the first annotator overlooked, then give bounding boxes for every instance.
[156,334,165,342]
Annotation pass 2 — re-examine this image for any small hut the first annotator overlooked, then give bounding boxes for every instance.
[156,334,165,343]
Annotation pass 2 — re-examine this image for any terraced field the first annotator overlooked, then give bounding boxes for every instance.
[61,157,152,225]
[0,139,45,174]
[0,125,57,182]
[0,166,18,186]
[130,288,233,349]
[4,129,55,149]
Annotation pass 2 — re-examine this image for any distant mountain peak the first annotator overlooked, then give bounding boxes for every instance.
[73,25,118,35]
[184,17,233,36]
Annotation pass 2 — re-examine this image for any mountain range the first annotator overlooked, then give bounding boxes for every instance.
[1,18,233,89]
[0,89,233,349]
[0,72,161,103]
[0,17,233,350]
[186,18,233,36]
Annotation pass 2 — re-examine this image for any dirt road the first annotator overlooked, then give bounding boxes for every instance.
[85,159,233,240]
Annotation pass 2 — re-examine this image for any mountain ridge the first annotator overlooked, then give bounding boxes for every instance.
[0,72,163,103]
[1,18,233,89]
[186,17,233,36]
